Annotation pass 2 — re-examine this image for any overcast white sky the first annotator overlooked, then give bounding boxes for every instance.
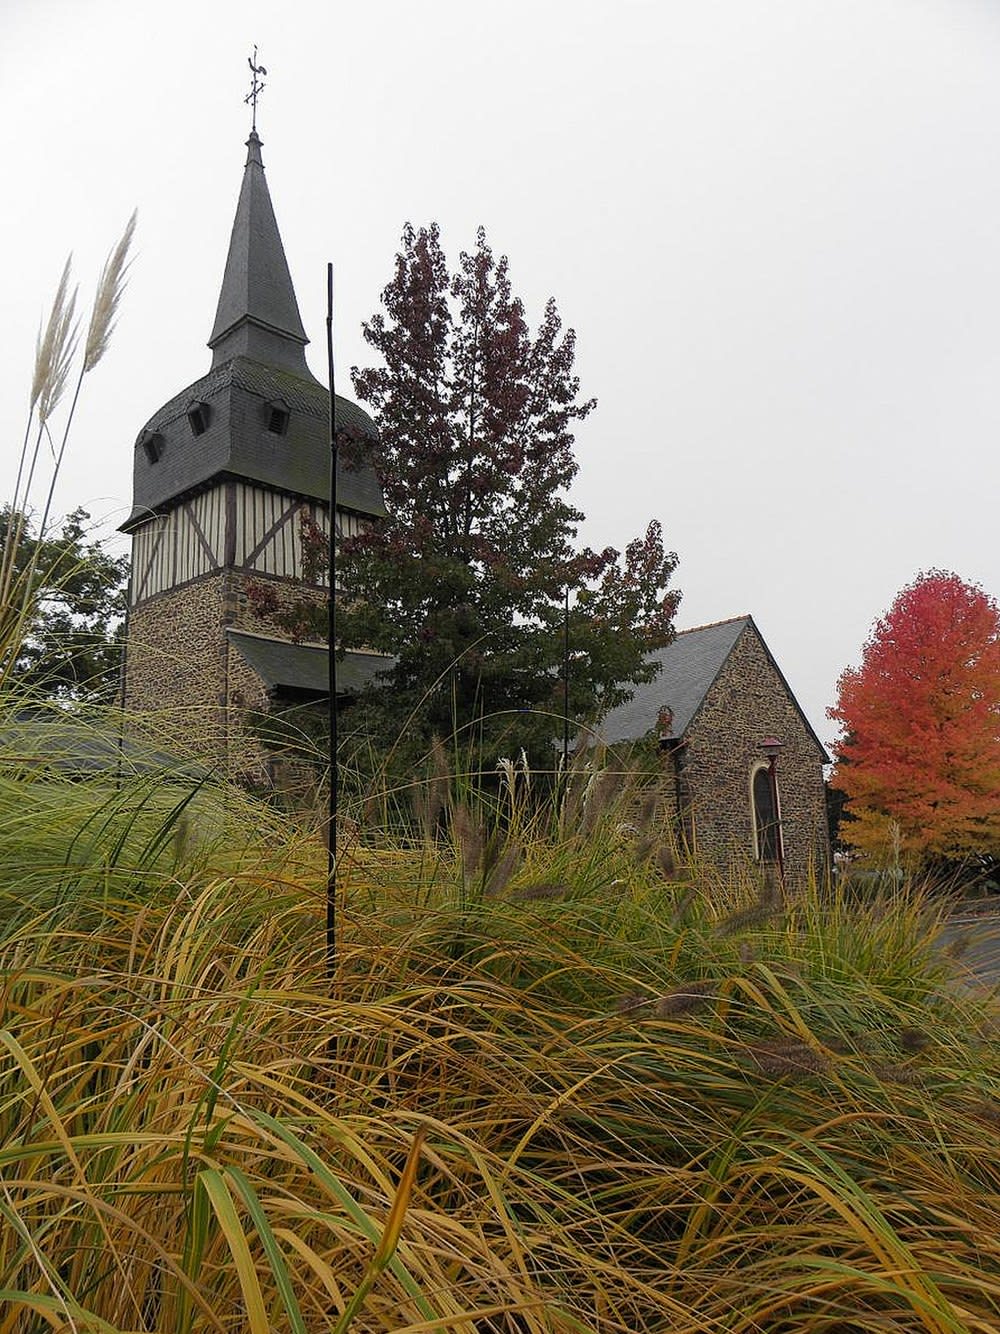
[3,0,999,748]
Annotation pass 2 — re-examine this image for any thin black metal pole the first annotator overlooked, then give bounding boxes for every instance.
[326,263,338,977]
[562,584,570,777]
[115,573,132,792]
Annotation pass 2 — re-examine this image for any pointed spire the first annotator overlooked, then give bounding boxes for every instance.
[208,131,310,374]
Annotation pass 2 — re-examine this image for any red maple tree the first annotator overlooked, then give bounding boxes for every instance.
[829,571,1000,866]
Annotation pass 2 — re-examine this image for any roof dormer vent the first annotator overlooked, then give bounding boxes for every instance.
[139,430,165,464]
[263,397,290,436]
[187,400,212,436]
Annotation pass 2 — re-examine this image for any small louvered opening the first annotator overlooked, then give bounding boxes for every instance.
[187,401,211,436]
[264,397,290,436]
[140,431,165,464]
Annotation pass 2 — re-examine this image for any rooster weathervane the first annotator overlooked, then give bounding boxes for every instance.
[245,46,267,132]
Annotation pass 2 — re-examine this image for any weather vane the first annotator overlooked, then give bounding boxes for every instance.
[245,46,267,132]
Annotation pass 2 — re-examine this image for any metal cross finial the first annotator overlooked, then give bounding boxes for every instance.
[245,46,267,132]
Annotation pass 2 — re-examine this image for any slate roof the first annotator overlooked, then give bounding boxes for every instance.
[209,130,309,373]
[228,631,393,698]
[599,616,750,744]
[124,357,384,526]
[123,130,386,528]
[598,615,830,762]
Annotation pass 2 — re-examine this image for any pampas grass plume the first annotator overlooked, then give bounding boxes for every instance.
[32,256,79,424]
[84,210,137,373]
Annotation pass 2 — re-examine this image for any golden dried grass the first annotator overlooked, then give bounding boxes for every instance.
[0,744,997,1331]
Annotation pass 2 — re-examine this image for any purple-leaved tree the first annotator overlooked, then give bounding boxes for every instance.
[261,224,681,780]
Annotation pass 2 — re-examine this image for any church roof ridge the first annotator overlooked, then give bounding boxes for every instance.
[674,614,752,637]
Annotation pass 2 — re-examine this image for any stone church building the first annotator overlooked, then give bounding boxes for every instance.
[599,616,830,883]
[121,129,388,783]
[121,126,829,877]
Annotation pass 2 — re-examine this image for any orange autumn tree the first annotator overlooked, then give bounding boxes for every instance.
[829,571,1000,868]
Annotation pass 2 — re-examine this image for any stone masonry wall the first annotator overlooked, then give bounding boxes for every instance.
[680,625,829,885]
[124,569,328,781]
[224,573,328,787]
[124,576,229,767]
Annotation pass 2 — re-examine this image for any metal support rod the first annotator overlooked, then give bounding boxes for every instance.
[562,583,570,778]
[326,263,338,977]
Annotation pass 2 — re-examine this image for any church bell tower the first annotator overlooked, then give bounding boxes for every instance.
[121,123,385,779]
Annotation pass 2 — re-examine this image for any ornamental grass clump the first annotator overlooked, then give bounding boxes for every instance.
[1,740,1000,1331]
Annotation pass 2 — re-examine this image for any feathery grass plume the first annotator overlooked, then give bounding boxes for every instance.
[562,771,585,829]
[669,886,695,925]
[2,254,76,611]
[34,211,138,551]
[171,811,192,866]
[615,992,654,1013]
[30,256,78,419]
[452,802,484,877]
[876,1061,925,1087]
[410,783,439,844]
[716,900,783,936]
[510,880,567,902]
[630,833,656,866]
[496,752,533,837]
[581,768,623,835]
[746,1038,829,1077]
[656,844,677,878]
[822,1035,854,1055]
[654,979,717,1017]
[410,738,450,839]
[429,733,450,807]
[483,840,522,897]
[410,784,431,839]
[84,210,137,372]
[37,294,80,432]
[738,941,756,965]
[496,754,516,805]
[636,786,659,833]
[899,1025,932,1053]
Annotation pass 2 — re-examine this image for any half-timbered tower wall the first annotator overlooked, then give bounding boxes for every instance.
[125,492,358,769]
[129,486,367,607]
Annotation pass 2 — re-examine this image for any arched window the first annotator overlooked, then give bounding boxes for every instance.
[751,763,780,862]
